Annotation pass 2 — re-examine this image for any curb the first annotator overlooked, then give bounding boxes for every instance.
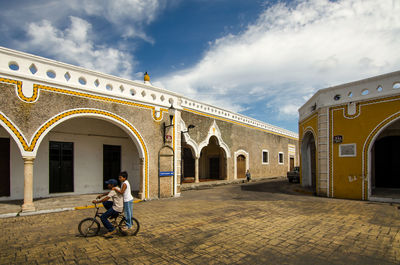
[0,199,143,219]
[181,176,286,191]
[293,188,314,195]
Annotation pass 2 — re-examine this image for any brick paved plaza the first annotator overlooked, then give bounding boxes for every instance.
[2,179,400,265]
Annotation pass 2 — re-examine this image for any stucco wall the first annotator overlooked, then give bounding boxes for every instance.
[181,110,299,180]
[0,118,141,200]
[0,81,170,199]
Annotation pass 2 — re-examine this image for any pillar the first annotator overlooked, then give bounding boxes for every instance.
[21,157,35,212]
[139,158,145,200]
[195,157,199,183]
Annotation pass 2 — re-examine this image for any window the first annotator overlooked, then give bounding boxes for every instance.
[262,150,269,164]
[278,152,284,164]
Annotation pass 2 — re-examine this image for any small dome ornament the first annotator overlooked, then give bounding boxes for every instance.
[144,72,150,83]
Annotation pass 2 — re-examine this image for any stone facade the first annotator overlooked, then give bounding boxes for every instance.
[181,111,299,182]
[0,47,298,211]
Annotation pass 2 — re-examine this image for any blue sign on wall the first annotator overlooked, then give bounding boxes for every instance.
[159,171,174,176]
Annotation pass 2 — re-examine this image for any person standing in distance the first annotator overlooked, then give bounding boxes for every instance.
[113,171,134,231]
[246,169,251,182]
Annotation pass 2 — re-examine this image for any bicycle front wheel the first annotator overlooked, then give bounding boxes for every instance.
[118,217,140,236]
[78,218,100,237]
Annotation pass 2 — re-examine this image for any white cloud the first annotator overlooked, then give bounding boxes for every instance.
[160,0,400,121]
[78,0,167,42]
[3,0,169,78]
[24,17,134,78]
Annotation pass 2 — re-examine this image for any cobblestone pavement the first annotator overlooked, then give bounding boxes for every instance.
[2,179,400,265]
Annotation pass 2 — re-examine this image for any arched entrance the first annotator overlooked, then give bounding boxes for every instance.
[181,144,195,183]
[301,131,316,191]
[370,118,400,197]
[199,136,227,181]
[0,125,24,199]
[237,155,246,179]
[34,116,142,198]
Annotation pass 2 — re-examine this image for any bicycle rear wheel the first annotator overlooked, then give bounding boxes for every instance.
[118,217,140,236]
[78,218,100,237]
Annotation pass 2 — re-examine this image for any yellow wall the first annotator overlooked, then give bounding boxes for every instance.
[330,94,400,200]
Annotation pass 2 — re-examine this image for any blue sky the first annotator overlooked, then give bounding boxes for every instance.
[1,0,399,133]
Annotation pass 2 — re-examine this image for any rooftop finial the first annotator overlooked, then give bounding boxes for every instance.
[144,71,150,84]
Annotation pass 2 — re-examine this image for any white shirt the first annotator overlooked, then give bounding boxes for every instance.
[121,180,134,202]
[107,190,123,212]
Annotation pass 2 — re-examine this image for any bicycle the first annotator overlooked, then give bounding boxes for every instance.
[78,203,140,237]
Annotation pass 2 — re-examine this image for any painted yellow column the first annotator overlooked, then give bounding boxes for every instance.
[139,158,145,200]
[21,157,35,212]
[195,157,199,183]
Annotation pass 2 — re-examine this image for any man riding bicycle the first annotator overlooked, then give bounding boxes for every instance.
[92,179,123,237]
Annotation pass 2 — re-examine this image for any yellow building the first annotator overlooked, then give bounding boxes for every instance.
[299,71,400,202]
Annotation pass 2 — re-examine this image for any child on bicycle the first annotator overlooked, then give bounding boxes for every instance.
[92,179,123,237]
[112,171,134,231]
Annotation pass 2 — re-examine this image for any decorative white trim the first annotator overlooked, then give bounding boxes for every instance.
[31,108,147,158]
[0,111,29,157]
[180,119,199,158]
[278,152,284,164]
[299,70,400,122]
[262,149,269,164]
[0,47,297,139]
[198,120,231,158]
[326,109,330,198]
[301,129,317,188]
[364,111,400,200]
[234,149,249,179]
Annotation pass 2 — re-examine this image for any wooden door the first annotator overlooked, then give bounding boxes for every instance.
[103,145,121,189]
[0,138,10,196]
[237,155,246,178]
[49,141,74,193]
[290,157,294,171]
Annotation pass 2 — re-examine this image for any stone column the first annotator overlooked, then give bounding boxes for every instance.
[139,158,145,200]
[195,157,199,183]
[21,157,35,212]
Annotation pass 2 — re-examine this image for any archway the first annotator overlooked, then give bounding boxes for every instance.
[199,136,227,181]
[181,144,195,183]
[301,131,316,190]
[370,118,400,198]
[0,125,24,199]
[26,109,149,200]
[34,116,143,198]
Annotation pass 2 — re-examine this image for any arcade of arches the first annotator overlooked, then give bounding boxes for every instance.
[181,136,227,183]
[0,117,142,200]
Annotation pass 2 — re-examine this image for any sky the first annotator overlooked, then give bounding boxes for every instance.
[1,0,399,133]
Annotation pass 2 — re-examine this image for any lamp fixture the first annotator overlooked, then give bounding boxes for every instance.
[163,104,175,144]
[182,124,195,134]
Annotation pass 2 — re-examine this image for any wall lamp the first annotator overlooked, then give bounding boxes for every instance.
[182,124,195,134]
[163,104,175,144]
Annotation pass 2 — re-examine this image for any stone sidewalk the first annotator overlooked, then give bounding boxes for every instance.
[0,194,142,216]
[1,179,400,264]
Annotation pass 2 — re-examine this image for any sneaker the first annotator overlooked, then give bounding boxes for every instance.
[104,229,117,238]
